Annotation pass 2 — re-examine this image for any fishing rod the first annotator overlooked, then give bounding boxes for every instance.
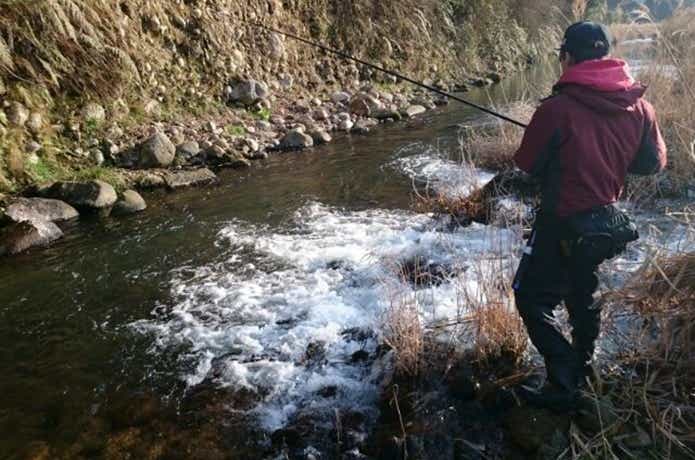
[246,21,528,129]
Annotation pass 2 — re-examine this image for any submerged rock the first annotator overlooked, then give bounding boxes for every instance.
[0,220,63,255]
[42,180,118,210]
[3,197,79,224]
[309,129,332,145]
[138,132,175,168]
[402,105,427,118]
[164,168,219,189]
[112,190,147,216]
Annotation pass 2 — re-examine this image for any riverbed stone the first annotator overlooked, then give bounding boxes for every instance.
[111,190,147,216]
[3,197,78,224]
[309,129,332,145]
[279,129,314,150]
[138,132,175,168]
[164,168,218,189]
[228,79,269,106]
[0,220,63,256]
[403,105,427,118]
[175,141,201,164]
[42,180,118,210]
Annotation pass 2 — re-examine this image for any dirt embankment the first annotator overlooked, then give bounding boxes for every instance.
[0,0,567,196]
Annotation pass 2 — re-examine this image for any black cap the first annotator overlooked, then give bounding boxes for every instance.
[560,21,612,62]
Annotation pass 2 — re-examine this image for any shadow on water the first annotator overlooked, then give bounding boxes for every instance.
[0,63,556,458]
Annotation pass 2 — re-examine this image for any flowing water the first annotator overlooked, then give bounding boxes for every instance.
[0,52,689,458]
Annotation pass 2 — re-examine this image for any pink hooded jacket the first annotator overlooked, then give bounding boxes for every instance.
[514,58,667,217]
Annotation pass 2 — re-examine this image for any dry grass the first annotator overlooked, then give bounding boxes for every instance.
[459,102,534,171]
[382,292,425,378]
[613,10,695,196]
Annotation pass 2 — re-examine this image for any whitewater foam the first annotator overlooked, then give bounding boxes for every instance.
[132,202,519,430]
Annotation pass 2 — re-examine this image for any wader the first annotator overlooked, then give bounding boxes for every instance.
[513,206,638,395]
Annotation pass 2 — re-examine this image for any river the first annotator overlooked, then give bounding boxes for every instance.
[1,51,688,459]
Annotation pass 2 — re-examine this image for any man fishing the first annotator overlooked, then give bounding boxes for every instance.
[512,21,667,410]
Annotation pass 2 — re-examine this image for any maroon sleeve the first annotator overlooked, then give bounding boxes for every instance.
[628,100,667,175]
[514,100,560,175]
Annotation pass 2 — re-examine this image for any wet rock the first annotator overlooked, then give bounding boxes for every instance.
[352,118,378,135]
[138,132,175,168]
[6,101,29,127]
[3,197,78,224]
[41,180,117,210]
[373,109,402,121]
[81,103,106,123]
[403,105,427,118]
[349,97,371,117]
[0,220,63,256]
[279,128,314,150]
[175,141,201,164]
[349,94,384,117]
[164,168,219,189]
[112,190,147,216]
[351,350,370,363]
[26,112,44,134]
[228,79,269,106]
[309,129,332,145]
[505,405,571,453]
[338,119,354,132]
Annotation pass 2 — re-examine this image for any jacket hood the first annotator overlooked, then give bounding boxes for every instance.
[555,58,645,113]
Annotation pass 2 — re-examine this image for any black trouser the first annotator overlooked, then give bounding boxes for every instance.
[513,216,603,392]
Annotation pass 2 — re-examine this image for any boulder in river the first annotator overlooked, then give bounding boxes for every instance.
[111,190,147,216]
[0,220,63,256]
[138,132,175,168]
[164,168,219,189]
[41,180,118,210]
[279,128,314,150]
[2,197,79,224]
[402,105,427,118]
[309,129,332,145]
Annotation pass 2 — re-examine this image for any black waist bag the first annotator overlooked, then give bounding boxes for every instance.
[566,205,639,264]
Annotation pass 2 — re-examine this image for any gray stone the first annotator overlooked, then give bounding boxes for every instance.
[164,168,218,189]
[3,198,79,224]
[331,91,351,104]
[90,149,105,166]
[0,220,63,256]
[245,138,260,152]
[42,180,118,210]
[112,190,147,216]
[138,132,175,168]
[338,119,354,132]
[26,112,44,134]
[352,118,378,135]
[6,102,29,127]
[403,105,427,118]
[175,141,201,162]
[81,103,106,123]
[0,77,5,95]
[309,130,332,145]
[279,129,314,150]
[256,120,272,131]
[313,108,330,121]
[373,109,402,121]
[25,141,41,154]
[268,32,285,59]
[228,79,269,106]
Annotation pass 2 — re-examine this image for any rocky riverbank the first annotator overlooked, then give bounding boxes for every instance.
[0,74,499,256]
